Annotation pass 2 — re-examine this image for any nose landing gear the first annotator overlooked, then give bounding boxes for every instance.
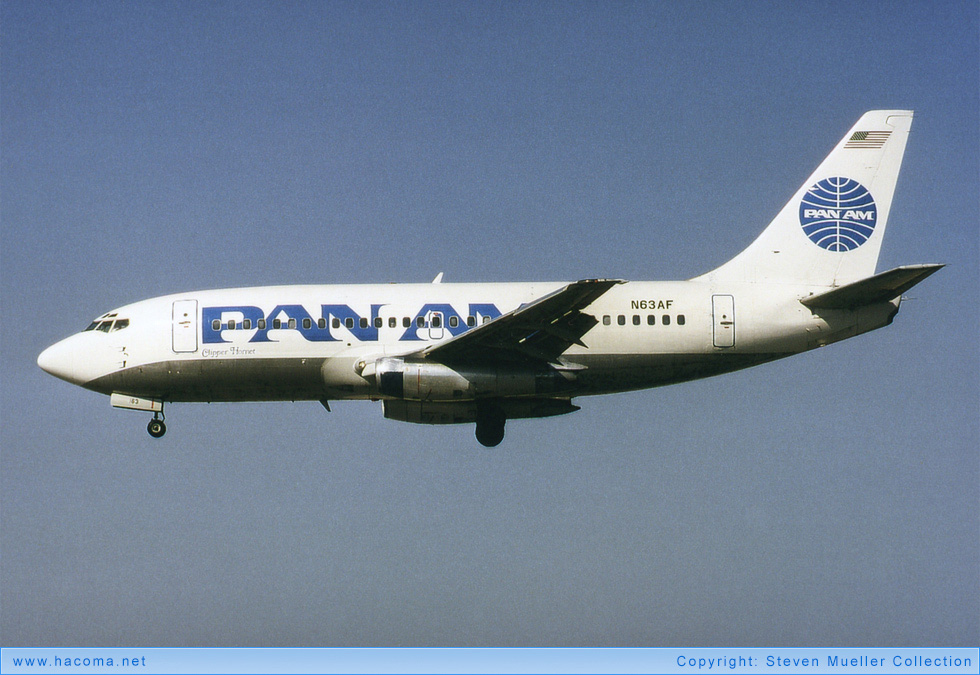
[110,394,168,438]
[147,412,166,438]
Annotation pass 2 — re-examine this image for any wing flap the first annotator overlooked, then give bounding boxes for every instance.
[800,264,944,310]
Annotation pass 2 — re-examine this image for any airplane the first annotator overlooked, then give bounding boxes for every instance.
[37,110,943,447]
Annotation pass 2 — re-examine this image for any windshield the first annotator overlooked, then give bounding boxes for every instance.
[83,314,130,333]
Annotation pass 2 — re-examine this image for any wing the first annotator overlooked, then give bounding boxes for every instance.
[416,278,624,366]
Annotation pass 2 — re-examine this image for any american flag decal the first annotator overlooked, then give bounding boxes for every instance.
[844,130,891,149]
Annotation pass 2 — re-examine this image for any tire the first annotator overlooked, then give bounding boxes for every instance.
[475,405,506,447]
[147,419,167,438]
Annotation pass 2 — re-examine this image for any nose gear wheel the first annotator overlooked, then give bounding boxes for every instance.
[147,411,166,438]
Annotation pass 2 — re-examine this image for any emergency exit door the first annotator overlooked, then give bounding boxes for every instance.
[712,295,735,348]
[427,310,445,340]
[172,300,198,353]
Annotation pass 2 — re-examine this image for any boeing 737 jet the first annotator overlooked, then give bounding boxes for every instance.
[38,110,942,446]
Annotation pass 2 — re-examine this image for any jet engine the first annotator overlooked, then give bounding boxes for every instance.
[374,357,570,401]
[382,398,580,425]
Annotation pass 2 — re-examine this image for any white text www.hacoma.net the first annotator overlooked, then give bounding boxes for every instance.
[11,655,146,668]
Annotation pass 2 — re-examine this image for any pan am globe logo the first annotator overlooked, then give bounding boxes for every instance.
[799,177,877,251]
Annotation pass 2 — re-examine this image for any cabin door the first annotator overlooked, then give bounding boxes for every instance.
[712,295,735,348]
[172,300,198,353]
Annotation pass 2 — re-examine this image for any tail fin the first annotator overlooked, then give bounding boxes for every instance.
[695,110,913,287]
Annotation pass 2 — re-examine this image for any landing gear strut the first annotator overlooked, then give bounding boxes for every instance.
[475,403,506,447]
[147,411,166,438]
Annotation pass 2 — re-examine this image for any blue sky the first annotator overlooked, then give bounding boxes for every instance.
[2,1,977,647]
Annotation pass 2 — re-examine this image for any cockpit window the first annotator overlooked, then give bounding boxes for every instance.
[86,317,130,333]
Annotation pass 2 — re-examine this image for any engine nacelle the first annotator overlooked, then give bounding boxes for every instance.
[375,357,569,401]
[383,398,580,425]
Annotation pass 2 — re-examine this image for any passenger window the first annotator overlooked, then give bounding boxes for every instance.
[632,315,640,326]
[677,315,686,326]
[389,317,396,328]
[345,317,354,329]
[227,319,236,330]
[432,315,441,328]
[603,315,611,326]
[288,318,297,329]
[258,319,266,330]
[333,318,340,329]
[273,319,282,329]
[482,316,491,324]
[318,318,326,329]
[403,317,411,328]
[303,318,312,330]
[212,319,221,331]
[374,317,383,328]
[449,316,458,328]
[647,315,655,325]
[417,317,425,328]
[662,315,670,326]
[243,319,251,330]
[617,315,625,326]
[467,316,475,327]
[359,317,368,329]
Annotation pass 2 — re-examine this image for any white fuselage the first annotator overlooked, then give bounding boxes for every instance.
[37,279,899,404]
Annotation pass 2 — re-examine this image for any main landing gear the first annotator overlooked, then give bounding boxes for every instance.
[147,411,166,438]
[475,403,506,447]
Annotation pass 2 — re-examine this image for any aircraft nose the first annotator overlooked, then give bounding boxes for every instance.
[38,338,77,383]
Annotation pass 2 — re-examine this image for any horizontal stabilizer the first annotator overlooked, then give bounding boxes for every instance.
[800,264,944,310]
